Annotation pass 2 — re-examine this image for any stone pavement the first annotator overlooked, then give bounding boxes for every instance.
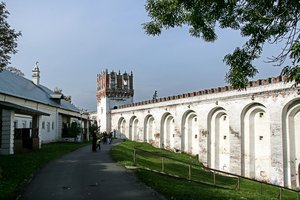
[19,139,165,200]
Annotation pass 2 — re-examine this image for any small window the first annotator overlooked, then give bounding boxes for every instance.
[22,121,26,128]
[42,121,45,129]
[47,122,50,132]
[52,122,55,130]
[194,118,197,122]
[29,121,32,128]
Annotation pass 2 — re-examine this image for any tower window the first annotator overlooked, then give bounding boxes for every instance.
[123,79,128,89]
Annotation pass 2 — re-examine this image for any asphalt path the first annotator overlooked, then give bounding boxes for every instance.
[20,140,164,200]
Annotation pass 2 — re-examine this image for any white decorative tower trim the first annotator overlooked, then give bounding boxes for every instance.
[32,61,40,85]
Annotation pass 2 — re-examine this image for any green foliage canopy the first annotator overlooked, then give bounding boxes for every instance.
[143,0,300,89]
[0,2,21,71]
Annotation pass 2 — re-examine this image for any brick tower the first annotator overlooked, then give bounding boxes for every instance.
[96,69,134,132]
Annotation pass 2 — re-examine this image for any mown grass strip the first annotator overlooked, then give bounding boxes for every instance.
[111,140,298,200]
[0,142,89,199]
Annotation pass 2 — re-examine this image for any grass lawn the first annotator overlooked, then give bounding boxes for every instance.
[0,142,89,199]
[111,140,298,200]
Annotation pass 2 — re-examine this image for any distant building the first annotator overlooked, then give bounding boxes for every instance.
[96,70,134,133]
[0,63,89,154]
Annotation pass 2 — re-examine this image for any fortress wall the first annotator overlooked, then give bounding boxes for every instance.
[110,80,300,188]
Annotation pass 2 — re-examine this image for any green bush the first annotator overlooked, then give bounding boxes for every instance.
[68,121,80,137]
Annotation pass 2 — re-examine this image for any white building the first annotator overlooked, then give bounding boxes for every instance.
[0,64,89,154]
[97,70,300,189]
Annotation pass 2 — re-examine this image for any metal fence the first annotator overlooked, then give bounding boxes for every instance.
[133,147,299,200]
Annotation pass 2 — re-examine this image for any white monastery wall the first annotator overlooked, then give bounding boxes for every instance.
[110,78,300,188]
[97,97,133,133]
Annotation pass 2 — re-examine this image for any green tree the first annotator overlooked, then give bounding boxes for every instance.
[143,0,300,89]
[89,122,99,135]
[53,87,63,94]
[0,2,21,71]
[69,121,80,138]
[4,66,24,76]
[53,87,72,102]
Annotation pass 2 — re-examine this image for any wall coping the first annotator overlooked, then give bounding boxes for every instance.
[118,76,287,109]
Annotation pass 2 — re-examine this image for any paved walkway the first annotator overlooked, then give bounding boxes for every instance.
[20,140,165,200]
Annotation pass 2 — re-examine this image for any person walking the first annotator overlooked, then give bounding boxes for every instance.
[92,131,97,152]
[108,131,113,144]
[96,138,101,150]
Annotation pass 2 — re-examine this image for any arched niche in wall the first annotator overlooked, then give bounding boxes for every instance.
[181,110,198,155]
[241,103,271,181]
[129,116,138,141]
[144,114,155,143]
[117,117,127,139]
[282,98,300,189]
[160,112,174,149]
[207,107,230,172]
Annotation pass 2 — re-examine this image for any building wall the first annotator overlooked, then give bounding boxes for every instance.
[0,109,15,154]
[110,79,300,188]
[0,94,80,144]
[14,114,32,128]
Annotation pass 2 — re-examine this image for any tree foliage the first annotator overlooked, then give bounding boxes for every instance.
[4,66,24,76]
[53,87,63,94]
[0,2,21,71]
[143,0,300,89]
[53,87,72,102]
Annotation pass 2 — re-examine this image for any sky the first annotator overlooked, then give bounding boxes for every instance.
[3,0,283,111]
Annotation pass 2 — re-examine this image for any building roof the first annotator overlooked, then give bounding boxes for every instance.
[0,70,80,113]
[0,101,50,116]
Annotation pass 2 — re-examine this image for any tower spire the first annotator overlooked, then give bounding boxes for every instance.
[32,61,40,85]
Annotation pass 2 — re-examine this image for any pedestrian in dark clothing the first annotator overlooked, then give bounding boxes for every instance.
[108,132,113,144]
[92,131,97,152]
[102,131,108,144]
